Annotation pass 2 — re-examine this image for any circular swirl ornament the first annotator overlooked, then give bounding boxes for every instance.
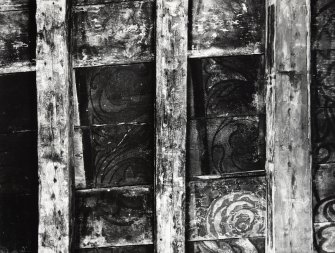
[206,191,266,238]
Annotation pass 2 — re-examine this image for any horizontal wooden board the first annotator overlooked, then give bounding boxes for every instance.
[312,0,335,50]
[187,177,266,241]
[187,116,265,176]
[312,50,335,108]
[72,1,154,67]
[187,238,265,253]
[0,193,38,253]
[75,186,153,248]
[312,108,335,164]
[0,132,37,194]
[0,72,36,133]
[0,10,35,68]
[314,164,335,223]
[75,63,154,126]
[314,222,335,253]
[188,56,265,118]
[76,245,153,253]
[190,0,265,54]
[78,124,154,188]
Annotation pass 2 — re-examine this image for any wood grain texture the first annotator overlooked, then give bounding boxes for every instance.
[76,245,154,253]
[75,186,153,248]
[0,72,36,133]
[187,177,266,241]
[188,56,265,119]
[187,116,265,176]
[266,0,313,252]
[36,0,73,252]
[72,1,154,67]
[0,9,35,70]
[190,0,265,55]
[75,63,154,126]
[155,0,188,252]
[187,238,265,253]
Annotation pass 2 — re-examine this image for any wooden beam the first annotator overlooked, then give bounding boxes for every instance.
[155,0,188,252]
[266,0,313,252]
[36,0,73,252]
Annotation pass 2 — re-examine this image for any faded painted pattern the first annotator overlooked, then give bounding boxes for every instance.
[190,0,265,54]
[187,177,266,241]
[73,0,154,67]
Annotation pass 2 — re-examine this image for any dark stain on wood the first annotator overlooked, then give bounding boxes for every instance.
[76,244,154,253]
[187,177,266,241]
[189,0,265,55]
[72,0,155,67]
[187,238,265,253]
[75,63,155,126]
[75,186,153,248]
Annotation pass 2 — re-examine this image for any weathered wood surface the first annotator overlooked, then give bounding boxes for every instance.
[75,186,153,248]
[312,108,335,164]
[190,0,265,55]
[76,245,154,253]
[314,222,335,253]
[266,0,312,252]
[0,72,36,133]
[187,116,265,176]
[155,0,188,252]
[188,56,265,119]
[0,194,38,252]
[36,0,73,251]
[187,238,265,253]
[187,177,266,241]
[78,125,154,188]
[312,0,335,50]
[0,0,32,10]
[72,1,154,68]
[75,63,154,126]
[0,10,35,70]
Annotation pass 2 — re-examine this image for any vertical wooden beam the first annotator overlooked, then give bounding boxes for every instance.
[36,0,73,252]
[266,0,312,252]
[155,0,188,253]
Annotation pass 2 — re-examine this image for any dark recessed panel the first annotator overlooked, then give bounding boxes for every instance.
[187,177,266,241]
[80,124,154,188]
[75,63,155,126]
[76,245,154,253]
[187,116,265,176]
[187,238,265,253]
[0,72,37,133]
[189,0,265,54]
[75,186,153,248]
[188,56,265,118]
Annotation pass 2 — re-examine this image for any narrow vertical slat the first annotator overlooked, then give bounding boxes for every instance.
[266,0,313,252]
[155,0,188,252]
[36,0,73,252]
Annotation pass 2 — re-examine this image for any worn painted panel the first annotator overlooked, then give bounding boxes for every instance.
[312,0,335,50]
[72,1,154,67]
[187,177,266,241]
[190,0,265,55]
[187,116,265,176]
[0,72,36,133]
[75,63,154,126]
[313,108,335,164]
[76,245,153,253]
[312,50,335,108]
[0,10,35,68]
[187,238,265,253]
[79,124,154,188]
[188,56,265,118]
[0,132,37,194]
[0,194,38,253]
[314,222,335,253]
[75,186,153,248]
